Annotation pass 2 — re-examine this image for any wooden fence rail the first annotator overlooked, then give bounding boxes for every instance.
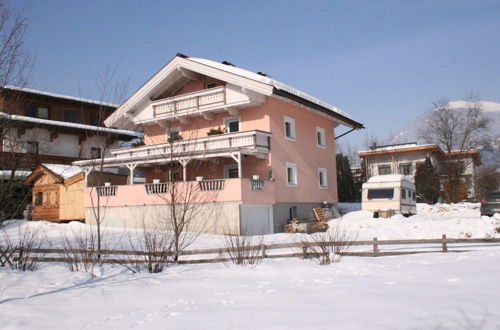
[2,236,500,266]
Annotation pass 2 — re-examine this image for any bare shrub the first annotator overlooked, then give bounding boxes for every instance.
[222,233,264,267]
[125,221,174,273]
[301,223,355,265]
[59,225,115,274]
[1,222,45,271]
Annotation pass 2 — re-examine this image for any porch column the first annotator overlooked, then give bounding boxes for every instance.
[230,151,242,178]
[179,158,190,182]
[125,163,138,185]
[84,168,92,187]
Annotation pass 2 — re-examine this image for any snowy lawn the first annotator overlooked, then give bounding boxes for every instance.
[1,251,500,329]
[1,202,500,329]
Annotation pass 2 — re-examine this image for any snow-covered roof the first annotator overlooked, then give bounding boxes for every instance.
[0,111,141,138]
[0,170,31,180]
[367,174,414,183]
[188,57,352,119]
[358,143,437,154]
[2,85,120,108]
[43,164,83,179]
[106,54,363,130]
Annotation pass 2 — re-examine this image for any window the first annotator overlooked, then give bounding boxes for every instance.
[205,82,217,89]
[91,147,101,159]
[318,168,328,188]
[284,116,296,140]
[399,163,412,175]
[367,188,394,199]
[286,162,297,186]
[26,141,38,154]
[316,127,326,148]
[378,165,391,175]
[224,117,240,133]
[90,113,100,126]
[25,105,49,119]
[412,191,416,201]
[35,192,43,206]
[401,189,406,199]
[166,127,181,140]
[224,164,239,178]
[64,110,81,123]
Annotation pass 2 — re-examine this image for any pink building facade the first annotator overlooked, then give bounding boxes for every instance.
[75,54,363,235]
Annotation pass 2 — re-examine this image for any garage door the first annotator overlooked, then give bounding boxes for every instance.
[240,205,273,236]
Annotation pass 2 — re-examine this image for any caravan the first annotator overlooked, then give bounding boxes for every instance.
[361,175,416,217]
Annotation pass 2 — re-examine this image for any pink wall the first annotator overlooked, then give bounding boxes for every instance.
[141,90,339,204]
[84,179,275,207]
[264,97,338,204]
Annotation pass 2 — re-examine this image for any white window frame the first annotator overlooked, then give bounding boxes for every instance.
[286,162,298,186]
[223,116,240,133]
[316,127,326,148]
[284,116,296,141]
[165,127,181,139]
[223,164,239,178]
[318,168,328,188]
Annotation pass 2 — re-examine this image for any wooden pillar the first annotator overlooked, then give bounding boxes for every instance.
[230,152,242,178]
[84,168,92,187]
[125,163,137,185]
[179,158,190,182]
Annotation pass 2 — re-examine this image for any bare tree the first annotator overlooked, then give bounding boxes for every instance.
[154,124,221,261]
[301,223,355,265]
[419,96,490,202]
[0,0,33,224]
[85,66,129,258]
[475,166,500,200]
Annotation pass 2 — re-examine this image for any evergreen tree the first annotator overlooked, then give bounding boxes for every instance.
[336,153,357,202]
[414,157,440,204]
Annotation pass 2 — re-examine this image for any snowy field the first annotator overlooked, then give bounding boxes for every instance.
[1,203,500,329]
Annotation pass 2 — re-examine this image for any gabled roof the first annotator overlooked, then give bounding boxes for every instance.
[0,111,141,140]
[2,85,119,108]
[23,164,84,186]
[105,54,364,130]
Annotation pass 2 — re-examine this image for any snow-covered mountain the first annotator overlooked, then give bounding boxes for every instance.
[388,100,500,165]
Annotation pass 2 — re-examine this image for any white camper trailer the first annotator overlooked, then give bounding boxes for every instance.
[362,175,416,217]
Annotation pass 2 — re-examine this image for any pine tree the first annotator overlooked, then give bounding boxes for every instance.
[414,157,440,204]
[336,153,357,202]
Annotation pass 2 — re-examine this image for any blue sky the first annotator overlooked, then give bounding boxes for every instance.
[17,0,500,148]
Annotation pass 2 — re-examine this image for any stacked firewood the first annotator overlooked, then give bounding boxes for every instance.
[283,208,329,234]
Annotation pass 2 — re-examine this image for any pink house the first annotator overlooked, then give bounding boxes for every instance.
[74,54,363,235]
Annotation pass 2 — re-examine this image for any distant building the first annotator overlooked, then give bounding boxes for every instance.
[357,142,481,199]
[0,86,140,170]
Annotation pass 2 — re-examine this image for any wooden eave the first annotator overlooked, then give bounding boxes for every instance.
[357,145,441,157]
[23,165,64,186]
[63,172,85,186]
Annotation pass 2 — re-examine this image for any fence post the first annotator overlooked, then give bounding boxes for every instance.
[442,234,448,252]
[373,237,379,256]
[261,244,266,258]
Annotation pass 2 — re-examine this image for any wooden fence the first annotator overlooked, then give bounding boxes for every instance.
[1,235,500,267]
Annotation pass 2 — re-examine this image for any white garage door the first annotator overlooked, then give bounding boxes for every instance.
[240,205,273,236]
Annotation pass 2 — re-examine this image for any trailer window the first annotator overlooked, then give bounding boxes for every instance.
[412,191,416,201]
[402,189,406,199]
[367,188,394,199]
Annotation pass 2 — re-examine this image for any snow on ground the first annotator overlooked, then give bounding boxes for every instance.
[1,251,500,329]
[1,203,500,329]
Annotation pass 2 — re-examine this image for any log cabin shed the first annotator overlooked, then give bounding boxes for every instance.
[23,164,128,222]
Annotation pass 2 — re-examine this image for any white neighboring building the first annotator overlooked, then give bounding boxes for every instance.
[357,142,481,199]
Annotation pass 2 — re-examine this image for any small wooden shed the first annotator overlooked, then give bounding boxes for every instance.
[23,164,127,222]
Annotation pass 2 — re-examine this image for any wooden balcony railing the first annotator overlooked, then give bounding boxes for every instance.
[109,130,271,161]
[152,86,226,118]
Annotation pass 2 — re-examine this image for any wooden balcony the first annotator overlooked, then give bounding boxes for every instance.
[100,130,272,165]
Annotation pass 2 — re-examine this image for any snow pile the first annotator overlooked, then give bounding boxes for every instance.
[336,203,500,240]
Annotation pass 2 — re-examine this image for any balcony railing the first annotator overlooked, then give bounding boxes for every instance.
[110,130,271,162]
[97,186,117,196]
[145,182,170,194]
[198,179,225,191]
[152,86,226,118]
